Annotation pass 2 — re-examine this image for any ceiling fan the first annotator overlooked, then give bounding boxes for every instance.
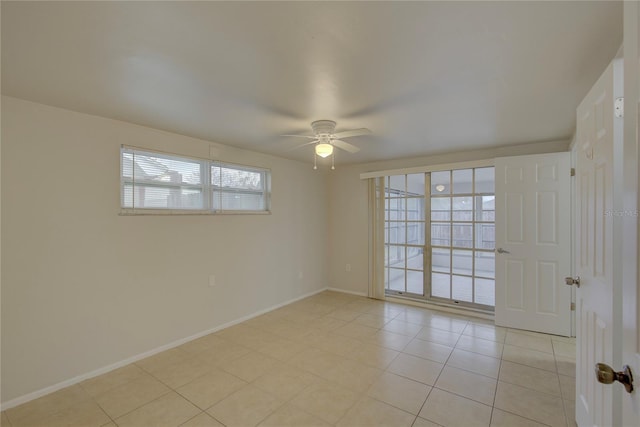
[283,120,371,169]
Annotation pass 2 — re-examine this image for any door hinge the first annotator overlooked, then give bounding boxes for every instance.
[570,168,575,177]
[571,302,576,311]
[615,97,624,118]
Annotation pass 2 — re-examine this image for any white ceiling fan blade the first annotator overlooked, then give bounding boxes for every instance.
[332,128,371,139]
[281,134,317,139]
[286,140,319,151]
[332,139,360,153]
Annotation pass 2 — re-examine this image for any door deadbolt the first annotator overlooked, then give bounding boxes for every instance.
[565,276,580,287]
[595,363,634,393]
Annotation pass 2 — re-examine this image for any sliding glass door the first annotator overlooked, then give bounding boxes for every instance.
[384,167,495,310]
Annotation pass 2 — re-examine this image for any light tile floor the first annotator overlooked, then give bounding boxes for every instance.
[2,291,577,427]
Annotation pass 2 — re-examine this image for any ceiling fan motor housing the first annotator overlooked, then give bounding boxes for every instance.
[311,120,337,140]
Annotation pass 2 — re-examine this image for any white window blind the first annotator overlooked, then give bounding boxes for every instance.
[121,147,270,214]
[211,164,268,211]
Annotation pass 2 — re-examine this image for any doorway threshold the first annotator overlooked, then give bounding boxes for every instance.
[386,294,494,321]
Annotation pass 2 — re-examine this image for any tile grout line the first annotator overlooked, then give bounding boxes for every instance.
[489,355,505,427]
[491,355,558,427]
[553,341,573,427]
[108,389,174,425]
[413,382,436,426]
[175,411,206,427]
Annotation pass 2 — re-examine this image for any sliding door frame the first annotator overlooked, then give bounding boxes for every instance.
[375,159,496,310]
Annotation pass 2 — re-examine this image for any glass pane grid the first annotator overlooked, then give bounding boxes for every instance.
[426,167,495,308]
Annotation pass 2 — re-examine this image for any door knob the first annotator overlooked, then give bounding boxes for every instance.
[595,363,634,393]
[565,276,580,287]
[496,248,510,254]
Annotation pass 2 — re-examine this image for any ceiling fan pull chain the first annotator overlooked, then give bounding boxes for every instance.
[313,152,318,170]
[331,151,335,170]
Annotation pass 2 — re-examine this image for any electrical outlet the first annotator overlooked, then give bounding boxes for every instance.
[208,275,216,287]
[346,264,351,272]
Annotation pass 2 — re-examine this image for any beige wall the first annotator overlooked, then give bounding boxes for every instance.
[327,140,570,295]
[0,96,329,403]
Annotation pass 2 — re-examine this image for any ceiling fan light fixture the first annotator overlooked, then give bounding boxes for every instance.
[286,120,369,169]
[315,143,333,158]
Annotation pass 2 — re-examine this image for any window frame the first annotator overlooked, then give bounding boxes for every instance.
[120,146,271,215]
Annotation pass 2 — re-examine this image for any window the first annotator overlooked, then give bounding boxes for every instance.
[211,164,269,211]
[121,147,270,214]
[383,166,495,309]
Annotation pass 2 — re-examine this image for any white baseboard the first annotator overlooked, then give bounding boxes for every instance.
[326,287,368,297]
[0,287,328,411]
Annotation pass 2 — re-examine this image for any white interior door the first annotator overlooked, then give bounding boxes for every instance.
[622,1,640,425]
[575,58,623,427]
[494,152,571,336]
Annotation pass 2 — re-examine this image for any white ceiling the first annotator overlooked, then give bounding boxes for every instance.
[1,1,622,164]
